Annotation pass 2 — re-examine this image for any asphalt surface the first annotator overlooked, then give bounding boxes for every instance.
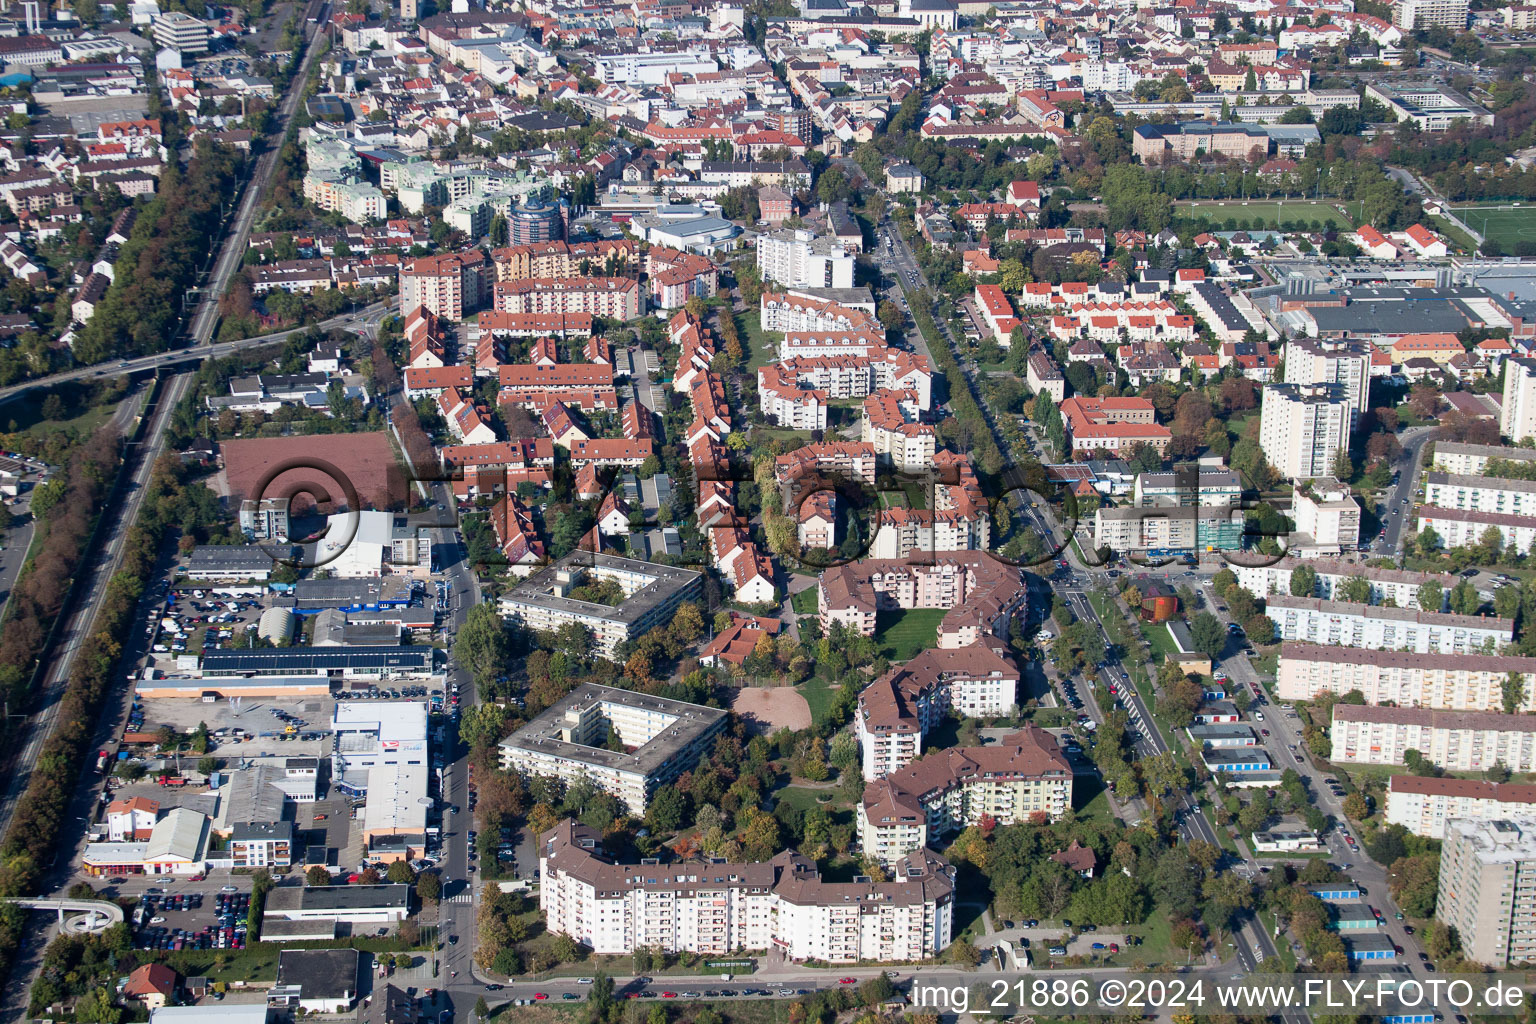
[1376,425,1436,557]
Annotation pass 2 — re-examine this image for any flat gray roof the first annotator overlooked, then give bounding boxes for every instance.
[501,551,701,627]
[500,682,726,778]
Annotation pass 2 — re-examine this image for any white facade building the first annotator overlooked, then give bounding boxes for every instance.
[1258,382,1352,481]
[1387,775,1536,839]
[539,820,955,962]
[1276,643,1536,710]
[1503,357,1536,443]
[755,228,855,290]
[1266,595,1513,654]
[1332,704,1536,772]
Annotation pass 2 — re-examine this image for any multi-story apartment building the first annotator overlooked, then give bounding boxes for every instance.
[239,498,290,542]
[497,553,703,661]
[229,822,295,869]
[855,645,1020,780]
[759,293,879,334]
[1291,477,1363,555]
[1387,776,1536,839]
[1331,704,1536,772]
[818,553,1029,650]
[756,228,855,290]
[1502,357,1536,444]
[1259,382,1352,481]
[1233,559,1446,610]
[500,685,726,814]
[399,250,490,321]
[1435,818,1536,967]
[1393,0,1469,30]
[774,441,878,487]
[492,277,641,320]
[1133,468,1242,507]
[1026,350,1066,401]
[862,390,936,473]
[538,821,956,962]
[1284,338,1372,425]
[1425,473,1536,518]
[1431,442,1536,477]
[1266,595,1513,654]
[1092,505,1244,555]
[1416,505,1536,552]
[1276,643,1536,710]
[859,728,1072,863]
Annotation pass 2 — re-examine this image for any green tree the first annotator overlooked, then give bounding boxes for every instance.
[1505,671,1528,715]
[1449,579,1481,616]
[73,988,121,1024]
[1189,611,1227,661]
[306,865,333,886]
[454,603,513,689]
[416,872,441,902]
[387,860,416,885]
[1289,564,1318,597]
[1416,581,1444,612]
[1337,576,1372,603]
[646,785,687,833]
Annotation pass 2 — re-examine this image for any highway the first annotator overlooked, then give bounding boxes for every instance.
[0,372,189,854]
[0,7,340,1016]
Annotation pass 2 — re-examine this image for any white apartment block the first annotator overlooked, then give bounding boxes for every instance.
[1417,506,1536,553]
[497,553,702,661]
[1266,595,1513,654]
[1290,477,1362,555]
[1332,704,1536,772]
[1435,818,1536,967]
[1425,473,1536,518]
[759,292,877,334]
[1258,382,1352,481]
[858,729,1072,864]
[1133,468,1242,507]
[538,821,955,963]
[1276,643,1536,710]
[855,646,1019,780]
[1393,0,1469,29]
[1232,559,1446,610]
[1387,775,1536,839]
[862,391,936,473]
[758,376,827,431]
[870,509,989,561]
[500,685,726,815]
[1431,442,1536,477]
[756,229,855,290]
[1503,356,1536,444]
[1284,338,1371,425]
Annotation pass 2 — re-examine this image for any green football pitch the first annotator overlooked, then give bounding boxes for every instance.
[1452,204,1536,250]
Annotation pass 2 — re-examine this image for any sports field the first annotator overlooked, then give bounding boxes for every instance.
[1451,204,1536,251]
[1179,199,1362,230]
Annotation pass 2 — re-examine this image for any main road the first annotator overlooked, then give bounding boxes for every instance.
[879,206,1310,1024]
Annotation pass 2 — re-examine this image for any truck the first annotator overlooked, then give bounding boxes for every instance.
[157,775,188,787]
[95,750,110,772]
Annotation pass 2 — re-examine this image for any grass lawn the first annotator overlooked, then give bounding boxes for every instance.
[879,490,908,509]
[901,478,929,510]
[1142,620,1179,666]
[741,309,782,371]
[1429,214,1478,253]
[1450,203,1536,251]
[10,393,125,437]
[1180,199,1359,230]
[790,587,819,615]
[874,607,947,661]
[797,673,841,722]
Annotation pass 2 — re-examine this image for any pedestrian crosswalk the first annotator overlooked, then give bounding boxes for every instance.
[448,893,473,904]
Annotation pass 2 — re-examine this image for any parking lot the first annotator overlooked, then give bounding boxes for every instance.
[131,888,250,953]
[143,584,268,664]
